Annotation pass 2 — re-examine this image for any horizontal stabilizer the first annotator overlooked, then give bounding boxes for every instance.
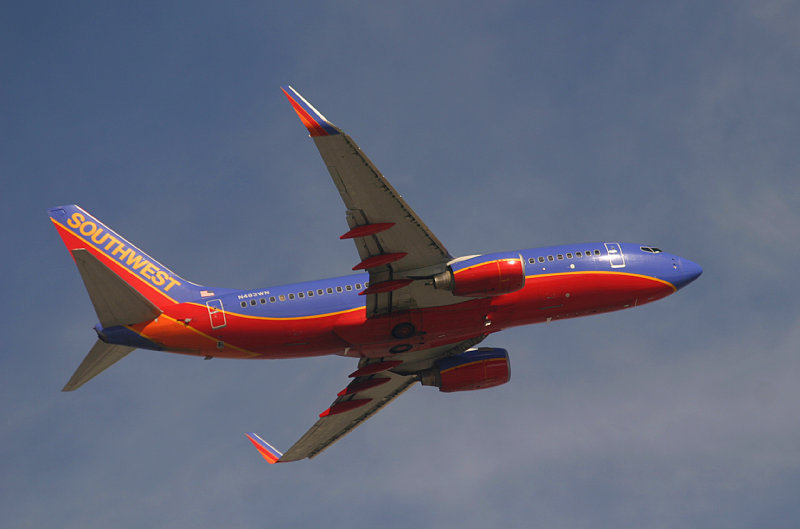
[63,339,135,391]
[71,249,162,327]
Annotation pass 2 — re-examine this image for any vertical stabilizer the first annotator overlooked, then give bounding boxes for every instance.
[48,205,204,307]
[71,249,162,327]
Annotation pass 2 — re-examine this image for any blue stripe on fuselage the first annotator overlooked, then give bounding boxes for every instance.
[519,242,683,287]
[220,273,370,319]
[198,242,682,319]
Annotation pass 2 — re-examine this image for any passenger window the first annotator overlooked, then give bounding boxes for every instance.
[317,289,324,295]
[336,286,343,293]
[307,290,314,297]
[547,255,554,262]
[279,295,286,301]
[269,296,276,303]
[356,283,362,289]
[538,256,545,263]
[345,285,353,291]
[326,287,333,294]
[576,251,582,257]
[594,250,600,255]
[260,298,266,304]
[250,299,256,306]
[240,301,247,308]
[567,253,573,259]
[365,282,369,287]
[298,292,304,298]
[557,254,563,260]
[529,258,536,264]
[288,293,295,300]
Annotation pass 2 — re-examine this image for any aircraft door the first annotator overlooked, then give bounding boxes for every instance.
[206,299,227,329]
[604,242,626,268]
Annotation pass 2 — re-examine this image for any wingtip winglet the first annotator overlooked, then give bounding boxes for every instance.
[245,433,283,464]
[281,85,339,137]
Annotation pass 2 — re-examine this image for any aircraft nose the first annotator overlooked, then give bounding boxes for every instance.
[673,258,703,290]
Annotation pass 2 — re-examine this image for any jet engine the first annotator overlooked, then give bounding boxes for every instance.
[432,252,525,297]
[420,347,510,392]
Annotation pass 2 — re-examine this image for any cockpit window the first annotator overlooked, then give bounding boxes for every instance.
[640,246,663,253]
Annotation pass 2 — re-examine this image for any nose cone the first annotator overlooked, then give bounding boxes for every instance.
[673,258,703,290]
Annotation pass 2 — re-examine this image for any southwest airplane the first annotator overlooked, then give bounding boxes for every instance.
[49,86,702,464]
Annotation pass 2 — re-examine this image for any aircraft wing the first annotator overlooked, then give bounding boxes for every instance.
[278,368,417,462]
[250,336,485,463]
[282,86,456,316]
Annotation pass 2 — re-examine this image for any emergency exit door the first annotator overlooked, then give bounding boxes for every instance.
[206,299,227,329]
[604,242,626,268]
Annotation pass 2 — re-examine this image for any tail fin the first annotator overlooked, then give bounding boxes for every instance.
[62,340,134,391]
[71,249,162,327]
[49,205,203,308]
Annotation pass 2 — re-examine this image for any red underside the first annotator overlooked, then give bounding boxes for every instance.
[130,272,674,360]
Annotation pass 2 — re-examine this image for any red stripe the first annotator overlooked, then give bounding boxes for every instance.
[319,398,372,417]
[284,93,330,136]
[337,377,391,396]
[358,279,412,295]
[340,223,395,239]
[349,360,402,378]
[352,252,407,270]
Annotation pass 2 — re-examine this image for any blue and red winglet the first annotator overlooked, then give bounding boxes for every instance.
[281,85,340,136]
[245,433,283,464]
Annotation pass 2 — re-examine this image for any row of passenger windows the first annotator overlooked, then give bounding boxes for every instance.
[528,249,601,265]
[239,282,369,308]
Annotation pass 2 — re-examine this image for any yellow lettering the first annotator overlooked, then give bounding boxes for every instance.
[91,228,109,246]
[125,252,148,271]
[164,277,182,292]
[103,234,120,251]
[153,270,168,286]
[79,221,96,237]
[140,263,156,280]
[67,212,84,229]
[111,242,127,257]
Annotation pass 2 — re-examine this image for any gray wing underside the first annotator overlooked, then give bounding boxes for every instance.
[279,370,416,462]
[311,132,459,317]
[277,336,485,462]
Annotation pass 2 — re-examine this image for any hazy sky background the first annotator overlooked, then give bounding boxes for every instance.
[3,2,799,527]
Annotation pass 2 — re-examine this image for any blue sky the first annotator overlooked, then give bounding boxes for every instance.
[3,2,799,527]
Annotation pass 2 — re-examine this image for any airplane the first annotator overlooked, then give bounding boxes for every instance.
[49,85,702,463]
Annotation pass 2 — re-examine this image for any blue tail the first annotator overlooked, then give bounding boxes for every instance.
[49,204,208,306]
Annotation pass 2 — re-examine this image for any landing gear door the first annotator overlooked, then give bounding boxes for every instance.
[604,242,626,268]
[206,299,227,329]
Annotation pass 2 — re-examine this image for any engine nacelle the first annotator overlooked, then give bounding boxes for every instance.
[433,252,525,297]
[420,347,510,392]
